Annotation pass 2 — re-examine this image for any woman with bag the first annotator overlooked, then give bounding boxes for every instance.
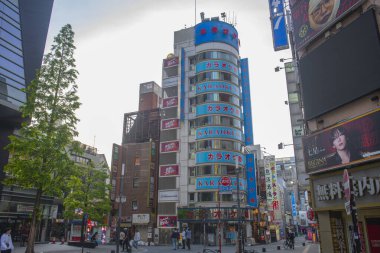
[1,228,14,253]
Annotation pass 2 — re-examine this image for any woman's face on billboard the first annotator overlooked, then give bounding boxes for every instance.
[332,130,347,151]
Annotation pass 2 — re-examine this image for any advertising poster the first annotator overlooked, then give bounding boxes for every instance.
[160,140,180,153]
[158,215,177,228]
[268,0,289,51]
[264,156,275,207]
[161,118,180,130]
[163,57,179,68]
[303,109,380,174]
[159,164,179,177]
[162,97,178,108]
[290,0,362,49]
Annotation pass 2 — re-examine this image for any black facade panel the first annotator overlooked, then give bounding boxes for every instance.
[19,0,54,86]
[162,107,178,119]
[159,153,177,165]
[160,129,177,142]
[300,10,380,120]
[157,202,176,214]
[158,177,176,190]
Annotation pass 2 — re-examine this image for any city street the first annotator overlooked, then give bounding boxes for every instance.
[14,237,319,253]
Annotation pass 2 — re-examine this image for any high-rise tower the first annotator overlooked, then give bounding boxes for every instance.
[157,16,257,245]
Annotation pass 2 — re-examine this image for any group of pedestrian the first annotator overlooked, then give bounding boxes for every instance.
[170,227,191,250]
[119,228,141,252]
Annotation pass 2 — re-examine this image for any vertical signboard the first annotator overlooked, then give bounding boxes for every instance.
[180,48,185,121]
[241,59,257,208]
[264,156,275,209]
[291,192,297,217]
[268,0,289,51]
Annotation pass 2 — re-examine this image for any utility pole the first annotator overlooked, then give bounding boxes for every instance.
[235,157,242,253]
[116,162,125,253]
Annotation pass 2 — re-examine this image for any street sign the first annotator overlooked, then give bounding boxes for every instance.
[343,169,351,215]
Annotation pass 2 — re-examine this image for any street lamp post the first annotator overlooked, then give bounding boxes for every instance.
[116,163,126,253]
[235,157,242,253]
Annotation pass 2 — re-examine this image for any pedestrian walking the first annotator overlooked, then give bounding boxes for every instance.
[170,229,180,250]
[185,228,191,250]
[122,229,131,252]
[181,228,186,249]
[1,228,14,253]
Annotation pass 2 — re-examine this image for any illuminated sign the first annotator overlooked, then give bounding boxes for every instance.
[303,109,380,174]
[196,177,247,191]
[268,0,289,51]
[158,215,177,228]
[161,118,180,130]
[196,81,240,97]
[163,97,178,108]
[196,60,238,76]
[196,126,242,141]
[195,20,239,51]
[163,57,179,68]
[291,0,361,49]
[159,164,180,177]
[196,103,241,118]
[196,151,245,166]
[160,140,180,153]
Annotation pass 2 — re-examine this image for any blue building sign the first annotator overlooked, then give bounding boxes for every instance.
[195,20,239,51]
[268,0,289,51]
[291,192,297,217]
[196,81,240,97]
[196,126,242,141]
[196,103,241,118]
[196,60,239,76]
[196,177,247,191]
[196,151,245,166]
[241,58,257,207]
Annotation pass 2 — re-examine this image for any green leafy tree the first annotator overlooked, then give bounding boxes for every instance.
[4,24,80,253]
[63,160,111,225]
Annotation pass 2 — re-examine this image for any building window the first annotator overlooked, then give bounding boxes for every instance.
[189,143,195,159]
[189,56,196,71]
[132,201,138,211]
[189,167,196,176]
[134,157,140,166]
[133,178,139,188]
[198,192,215,202]
[189,193,195,202]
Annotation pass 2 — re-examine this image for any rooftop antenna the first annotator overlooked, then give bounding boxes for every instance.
[228,11,230,23]
[221,12,226,22]
[195,0,196,26]
[200,12,205,21]
[233,11,235,26]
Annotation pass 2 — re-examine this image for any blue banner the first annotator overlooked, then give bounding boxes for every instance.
[241,59,254,145]
[180,48,185,121]
[246,153,258,208]
[196,103,241,118]
[196,126,242,141]
[268,0,289,51]
[196,176,247,191]
[196,151,245,166]
[196,81,240,96]
[195,20,239,51]
[291,192,297,217]
[196,60,239,76]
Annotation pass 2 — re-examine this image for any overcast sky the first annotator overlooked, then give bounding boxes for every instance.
[45,0,295,164]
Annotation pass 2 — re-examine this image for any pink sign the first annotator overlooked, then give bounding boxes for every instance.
[160,141,179,153]
[161,118,179,130]
[159,165,179,177]
[163,57,179,68]
[163,97,178,108]
[158,215,177,228]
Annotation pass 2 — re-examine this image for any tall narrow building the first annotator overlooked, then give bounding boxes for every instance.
[0,0,54,239]
[158,16,258,245]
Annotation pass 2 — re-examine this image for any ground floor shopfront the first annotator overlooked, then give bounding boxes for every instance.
[311,163,380,253]
[157,207,259,245]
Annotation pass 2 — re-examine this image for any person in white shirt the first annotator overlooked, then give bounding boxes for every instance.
[132,230,141,249]
[1,228,14,253]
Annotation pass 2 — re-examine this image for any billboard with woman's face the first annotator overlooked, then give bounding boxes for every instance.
[303,109,380,174]
[290,0,362,49]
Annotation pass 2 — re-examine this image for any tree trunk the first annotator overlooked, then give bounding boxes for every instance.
[25,188,43,253]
